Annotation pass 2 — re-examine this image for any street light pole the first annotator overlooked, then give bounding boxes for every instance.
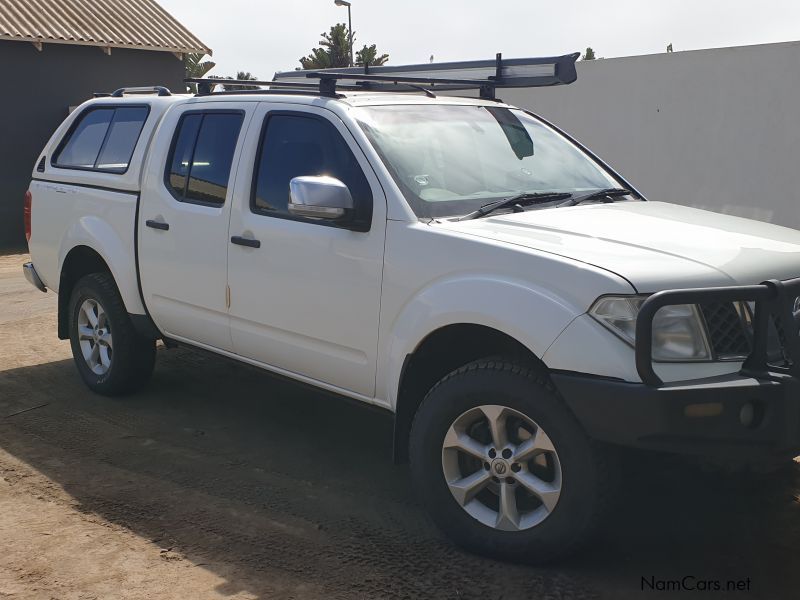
[334,0,354,67]
[347,4,353,67]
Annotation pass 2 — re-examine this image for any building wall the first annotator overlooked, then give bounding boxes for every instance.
[502,41,800,228]
[0,40,186,250]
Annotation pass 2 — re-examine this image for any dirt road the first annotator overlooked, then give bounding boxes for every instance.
[2,252,800,599]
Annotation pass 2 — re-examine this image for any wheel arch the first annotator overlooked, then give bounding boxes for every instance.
[57,244,157,341]
[392,323,549,464]
[57,214,146,315]
[58,245,113,339]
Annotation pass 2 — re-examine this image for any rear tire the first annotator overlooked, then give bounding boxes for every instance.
[68,273,156,396]
[409,357,614,563]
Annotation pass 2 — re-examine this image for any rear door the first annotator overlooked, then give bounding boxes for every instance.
[226,103,387,397]
[138,101,253,351]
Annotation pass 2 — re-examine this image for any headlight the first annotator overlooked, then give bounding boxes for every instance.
[589,296,712,361]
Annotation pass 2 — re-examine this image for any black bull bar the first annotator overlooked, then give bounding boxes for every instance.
[550,278,800,457]
[636,278,800,386]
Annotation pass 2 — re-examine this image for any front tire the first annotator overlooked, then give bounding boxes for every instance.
[68,273,156,396]
[409,358,613,563]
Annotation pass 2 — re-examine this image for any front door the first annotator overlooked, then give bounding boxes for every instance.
[138,102,252,351]
[227,103,386,397]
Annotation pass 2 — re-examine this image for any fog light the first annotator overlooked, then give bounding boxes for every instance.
[739,401,765,429]
[740,403,755,427]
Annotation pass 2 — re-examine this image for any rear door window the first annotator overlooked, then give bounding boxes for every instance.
[53,106,149,173]
[166,114,202,198]
[165,112,244,206]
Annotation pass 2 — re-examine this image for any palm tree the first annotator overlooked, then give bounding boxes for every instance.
[229,71,259,90]
[185,53,216,92]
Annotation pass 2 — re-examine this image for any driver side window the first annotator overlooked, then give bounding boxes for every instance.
[251,113,372,225]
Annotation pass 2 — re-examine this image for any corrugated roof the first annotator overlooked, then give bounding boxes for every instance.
[0,0,211,55]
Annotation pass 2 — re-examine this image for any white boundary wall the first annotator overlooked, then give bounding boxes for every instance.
[501,41,800,228]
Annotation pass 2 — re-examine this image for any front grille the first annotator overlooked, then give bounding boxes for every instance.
[699,302,751,358]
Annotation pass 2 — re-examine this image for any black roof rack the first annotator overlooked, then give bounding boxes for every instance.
[187,52,580,100]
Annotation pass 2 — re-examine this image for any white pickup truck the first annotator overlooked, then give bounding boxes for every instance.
[23,55,800,562]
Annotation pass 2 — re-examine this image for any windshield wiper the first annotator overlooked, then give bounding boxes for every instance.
[556,187,633,208]
[457,191,572,221]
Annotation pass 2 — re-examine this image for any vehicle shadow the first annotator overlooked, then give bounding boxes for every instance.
[1,348,799,599]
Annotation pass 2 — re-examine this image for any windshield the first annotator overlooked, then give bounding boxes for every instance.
[356,104,619,218]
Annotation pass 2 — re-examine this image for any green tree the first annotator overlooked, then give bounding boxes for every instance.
[184,53,216,93]
[582,47,596,61]
[356,44,389,67]
[300,23,352,69]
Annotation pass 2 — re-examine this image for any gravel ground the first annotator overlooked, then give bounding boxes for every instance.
[2,252,800,599]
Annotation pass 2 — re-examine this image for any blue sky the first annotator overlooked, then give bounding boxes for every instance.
[159,0,800,78]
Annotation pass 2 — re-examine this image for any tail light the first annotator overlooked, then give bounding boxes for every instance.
[23,190,32,244]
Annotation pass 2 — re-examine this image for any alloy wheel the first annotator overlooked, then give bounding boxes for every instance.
[441,404,562,531]
[77,298,113,375]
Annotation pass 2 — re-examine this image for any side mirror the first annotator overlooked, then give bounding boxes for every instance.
[288,176,354,221]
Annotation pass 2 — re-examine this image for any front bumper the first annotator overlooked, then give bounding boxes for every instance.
[22,262,46,293]
[553,277,800,458]
[552,371,800,458]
